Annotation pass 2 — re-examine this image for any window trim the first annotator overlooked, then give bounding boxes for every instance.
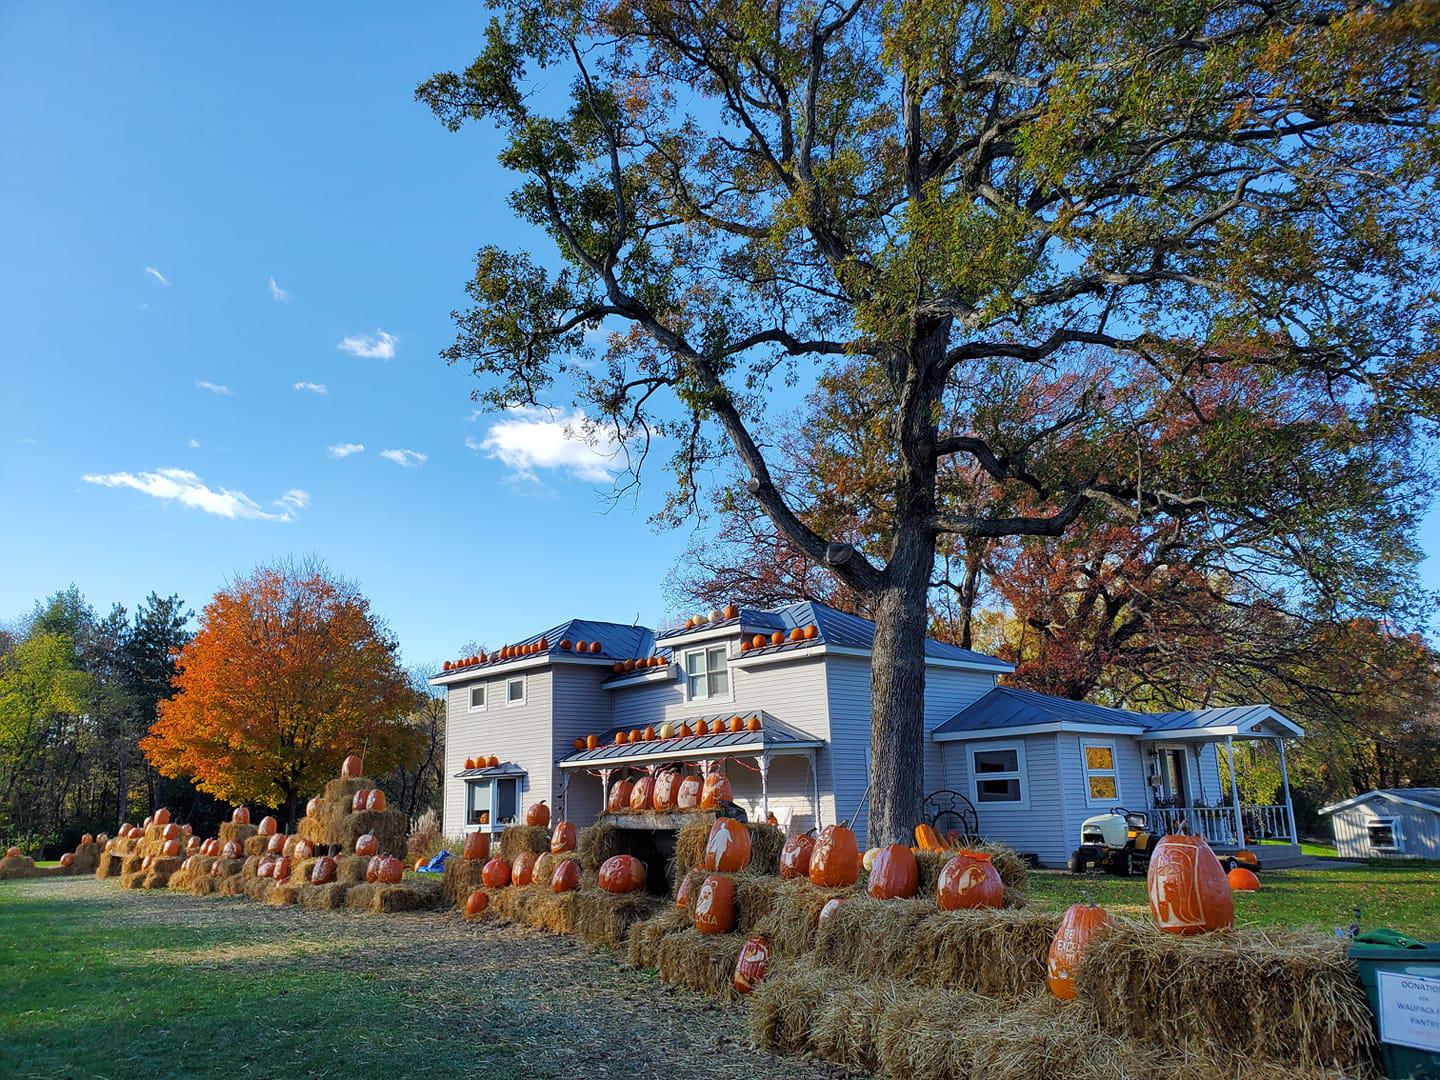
[505,675,526,707]
[967,740,1029,810]
[683,643,733,703]
[1081,738,1121,807]
[467,683,488,713]
[1367,815,1404,852]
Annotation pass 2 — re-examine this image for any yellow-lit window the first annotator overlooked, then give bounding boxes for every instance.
[1082,740,1120,805]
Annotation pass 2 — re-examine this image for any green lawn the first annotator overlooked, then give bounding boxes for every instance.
[1029,862,1440,938]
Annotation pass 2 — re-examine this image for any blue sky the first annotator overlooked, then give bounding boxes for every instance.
[2,5,1437,667]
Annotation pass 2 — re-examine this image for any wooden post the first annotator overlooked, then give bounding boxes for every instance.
[810,752,822,830]
[1225,735,1244,848]
[759,752,770,821]
[1276,736,1299,845]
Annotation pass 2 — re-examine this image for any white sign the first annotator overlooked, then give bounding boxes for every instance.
[1376,969,1440,1053]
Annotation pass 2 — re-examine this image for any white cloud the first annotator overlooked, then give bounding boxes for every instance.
[338,330,397,360]
[269,277,290,302]
[379,448,426,468]
[144,266,171,286]
[294,381,328,395]
[196,380,232,396]
[470,406,618,484]
[186,438,201,449]
[81,468,306,522]
[327,442,365,459]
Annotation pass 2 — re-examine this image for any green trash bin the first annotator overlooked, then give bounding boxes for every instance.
[1350,939,1440,1079]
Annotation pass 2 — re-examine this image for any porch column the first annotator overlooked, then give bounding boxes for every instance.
[758,752,770,821]
[599,768,611,815]
[1225,735,1244,847]
[1275,736,1299,845]
[810,751,822,830]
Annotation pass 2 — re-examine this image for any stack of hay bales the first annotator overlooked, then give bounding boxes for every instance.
[296,776,406,858]
[116,822,189,890]
[1,839,105,880]
[1,848,45,880]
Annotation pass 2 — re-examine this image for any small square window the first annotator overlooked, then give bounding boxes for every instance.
[1367,818,1401,851]
[969,744,1026,806]
[506,677,525,706]
[685,645,730,701]
[468,685,487,711]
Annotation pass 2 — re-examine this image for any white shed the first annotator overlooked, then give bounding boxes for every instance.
[1319,789,1440,860]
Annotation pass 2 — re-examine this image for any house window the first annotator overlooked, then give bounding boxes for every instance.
[506,676,526,706]
[1367,817,1403,852]
[969,742,1027,807]
[467,776,522,825]
[1082,740,1120,805]
[685,645,730,700]
[468,684,487,712]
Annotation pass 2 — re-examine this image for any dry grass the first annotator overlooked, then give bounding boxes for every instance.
[1075,920,1376,1073]
[656,927,744,999]
[576,821,623,872]
[499,825,549,861]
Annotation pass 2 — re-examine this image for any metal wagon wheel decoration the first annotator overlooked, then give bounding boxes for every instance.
[921,789,980,847]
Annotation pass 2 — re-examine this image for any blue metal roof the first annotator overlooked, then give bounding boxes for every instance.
[934,686,1299,738]
[557,711,823,767]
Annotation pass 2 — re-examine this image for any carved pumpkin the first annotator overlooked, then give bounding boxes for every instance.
[154,807,171,825]
[187,836,201,853]
[809,824,861,887]
[694,873,736,934]
[512,850,539,886]
[230,807,250,825]
[653,770,681,811]
[527,801,551,828]
[482,858,512,888]
[733,935,772,994]
[366,789,387,812]
[160,840,181,857]
[182,823,193,836]
[1147,834,1234,934]
[780,833,816,880]
[355,833,378,857]
[273,856,292,880]
[222,840,242,860]
[376,856,403,884]
[311,856,337,884]
[463,831,491,862]
[366,855,383,882]
[1228,866,1261,892]
[607,779,635,813]
[700,772,732,809]
[703,818,752,872]
[262,832,284,854]
[59,852,75,868]
[293,838,314,860]
[253,816,275,837]
[629,776,656,812]
[819,897,844,923]
[256,857,273,878]
[341,754,362,778]
[352,789,369,812]
[551,821,577,854]
[676,774,704,811]
[161,822,181,841]
[675,871,695,908]
[599,854,648,893]
[551,858,581,892]
[868,843,920,900]
[938,850,1005,910]
[465,890,490,916]
[1047,901,1115,1001]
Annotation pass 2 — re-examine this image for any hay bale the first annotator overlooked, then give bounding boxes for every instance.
[443,857,487,908]
[747,822,784,875]
[656,927,743,999]
[212,857,245,878]
[65,841,103,875]
[266,883,300,906]
[119,869,149,890]
[499,825,549,861]
[912,842,1029,906]
[323,776,368,802]
[94,852,125,880]
[335,810,406,859]
[576,821,624,873]
[750,877,856,959]
[1075,920,1376,1073]
[343,878,443,914]
[168,856,215,891]
[296,881,350,910]
[673,817,713,876]
[336,854,370,884]
[626,907,690,970]
[0,854,44,880]
[218,821,258,845]
[571,888,662,949]
[673,817,783,877]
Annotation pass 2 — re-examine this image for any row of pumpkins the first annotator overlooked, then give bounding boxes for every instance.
[6,838,102,868]
[678,604,741,630]
[740,626,819,652]
[443,638,605,671]
[573,716,762,752]
[607,770,733,812]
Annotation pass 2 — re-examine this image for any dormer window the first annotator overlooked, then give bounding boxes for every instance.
[685,644,730,701]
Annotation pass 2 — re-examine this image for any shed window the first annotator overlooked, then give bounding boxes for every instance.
[1367,817,1403,852]
[506,677,526,706]
[969,743,1027,807]
[1082,740,1120,805]
[685,645,730,700]
[468,685,487,711]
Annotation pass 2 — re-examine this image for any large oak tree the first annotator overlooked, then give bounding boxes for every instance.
[421,0,1440,842]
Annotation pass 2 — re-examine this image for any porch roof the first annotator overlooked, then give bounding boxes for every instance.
[556,710,823,769]
[452,762,527,780]
[933,686,1303,742]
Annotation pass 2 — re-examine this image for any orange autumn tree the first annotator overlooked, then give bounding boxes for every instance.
[142,560,420,827]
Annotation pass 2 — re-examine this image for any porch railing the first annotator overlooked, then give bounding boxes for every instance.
[1142,804,1292,847]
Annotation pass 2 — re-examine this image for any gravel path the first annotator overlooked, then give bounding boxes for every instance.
[6,877,850,1079]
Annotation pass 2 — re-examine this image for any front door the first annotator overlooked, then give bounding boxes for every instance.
[1159,748,1189,807]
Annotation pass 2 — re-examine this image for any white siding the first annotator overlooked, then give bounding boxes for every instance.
[550,665,612,825]
[1054,733,1148,853]
[1329,797,1440,860]
[940,733,1069,866]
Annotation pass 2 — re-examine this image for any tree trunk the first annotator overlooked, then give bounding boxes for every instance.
[284,787,299,834]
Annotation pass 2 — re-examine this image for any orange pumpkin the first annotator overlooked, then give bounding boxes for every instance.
[355,834,378,857]
[222,840,242,860]
[526,801,551,828]
[694,873,736,934]
[366,789,387,812]
[559,639,573,651]
[443,660,452,671]
[573,738,585,752]
[585,734,599,750]
[733,935,772,994]
[653,769,681,812]
[628,728,642,743]
[293,838,314,860]
[486,755,500,768]
[311,856,338,884]
[463,831,491,862]
[867,843,920,900]
[607,779,636,813]
[266,833,286,855]
[614,661,626,674]
[675,871,695,908]
[161,822,181,841]
[551,858,581,892]
[746,715,762,732]
[256,816,277,837]
[937,850,1004,910]
[352,789,370,812]
[376,856,403,884]
[914,823,945,851]
[770,631,784,645]
[588,642,601,653]
[642,725,657,742]
[599,854,648,893]
[574,640,588,652]
[482,857,512,887]
[4,845,20,858]
[676,774,704,811]
[273,855,292,880]
[340,754,362,778]
[1232,849,1260,868]
[187,836,202,853]
[809,824,861,887]
[695,719,710,736]
[779,833,816,880]
[624,659,637,672]
[57,852,74,868]
[551,821,577,854]
[160,839,180,857]
[143,815,153,829]
[752,635,767,650]
[231,807,250,825]
[676,723,692,739]
[1147,834,1234,934]
[465,890,490,917]
[728,716,743,733]
[512,850,539,887]
[80,832,93,846]
[804,624,819,639]
[700,772,733,809]
[724,603,739,619]
[154,807,171,825]
[704,818,752,872]
[306,797,319,817]
[629,775,656,812]
[1228,866,1261,892]
[1047,901,1115,1001]
[257,857,275,878]
[789,627,805,642]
